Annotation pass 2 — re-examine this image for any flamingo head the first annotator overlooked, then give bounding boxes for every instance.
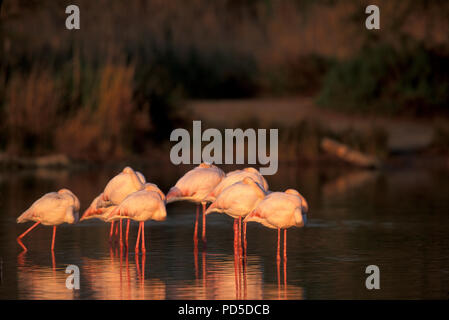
[243,167,259,174]
[144,183,166,201]
[285,189,308,214]
[198,162,212,169]
[58,188,73,195]
[242,177,255,184]
[166,186,183,203]
[203,188,217,203]
[205,202,218,215]
[284,189,300,197]
[65,206,79,224]
[242,177,266,199]
[293,207,307,227]
[122,166,134,174]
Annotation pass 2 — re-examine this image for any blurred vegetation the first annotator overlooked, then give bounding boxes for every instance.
[0,0,448,160]
[317,43,449,116]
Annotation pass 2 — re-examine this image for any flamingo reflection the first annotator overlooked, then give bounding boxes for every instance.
[16,254,76,299]
[82,254,165,300]
[178,253,304,299]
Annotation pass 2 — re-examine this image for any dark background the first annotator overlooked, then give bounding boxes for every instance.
[0,0,448,167]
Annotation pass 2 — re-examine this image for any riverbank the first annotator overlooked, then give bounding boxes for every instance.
[189,97,442,154]
[1,97,448,172]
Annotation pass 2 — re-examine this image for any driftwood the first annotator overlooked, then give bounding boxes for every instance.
[321,137,381,169]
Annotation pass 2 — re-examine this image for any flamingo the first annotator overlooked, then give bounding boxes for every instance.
[106,184,167,252]
[205,177,266,255]
[244,189,308,261]
[166,163,224,243]
[80,167,146,245]
[204,167,269,202]
[80,193,118,238]
[16,188,80,252]
[102,167,146,204]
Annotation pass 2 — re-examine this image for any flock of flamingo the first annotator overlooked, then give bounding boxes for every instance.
[16,163,308,264]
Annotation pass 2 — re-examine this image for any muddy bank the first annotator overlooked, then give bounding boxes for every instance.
[0,154,72,169]
[189,97,438,154]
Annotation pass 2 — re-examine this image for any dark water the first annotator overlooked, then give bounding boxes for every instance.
[0,164,448,299]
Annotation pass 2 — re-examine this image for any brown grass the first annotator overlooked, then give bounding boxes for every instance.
[5,69,60,155]
[55,63,151,160]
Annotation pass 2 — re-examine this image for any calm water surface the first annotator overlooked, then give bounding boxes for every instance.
[0,164,448,299]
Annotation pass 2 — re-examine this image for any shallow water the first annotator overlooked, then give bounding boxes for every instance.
[0,164,448,299]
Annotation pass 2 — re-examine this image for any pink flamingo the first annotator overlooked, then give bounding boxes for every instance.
[244,188,308,295]
[16,189,80,251]
[244,189,308,260]
[106,184,167,252]
[204,167,268,202]
[102,168,146,204]
[80,167,146,245]
[166,163,224,243]
[205,177,266,254]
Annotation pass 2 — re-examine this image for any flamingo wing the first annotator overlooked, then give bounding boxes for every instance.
[17,192,65,223]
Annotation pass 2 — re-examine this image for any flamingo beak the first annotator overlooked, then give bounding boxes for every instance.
[204,203,216,215]
[80,209,90,221]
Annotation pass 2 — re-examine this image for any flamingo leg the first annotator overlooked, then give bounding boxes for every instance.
[51,226,57,251]
[242,239,247,299]
[141,253,146,287]
[238,217,242,257]
[135,222,142,252]
[284,229,287,293]
[109,221,115,240]
[126,219,130,247]
[119,243,123,294]
[17,221,40,252]
[135,253,141,281]
[277,228,281,262]
[237,219,243,298]
[115,221,119,236]
[193,204,199,241]
[283,229,287,261]
[202,202,207,243]
[119,219,123,248]
[141,222,146,253]
[243,221,247,258]
[109,245,114,261]
[233,219,239,299]
[277,252,281,300]
[194,235,199,279]
[233,219,238,249]
[51,249,56,272]
[126,250,131,299]
[202,250,206,290]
